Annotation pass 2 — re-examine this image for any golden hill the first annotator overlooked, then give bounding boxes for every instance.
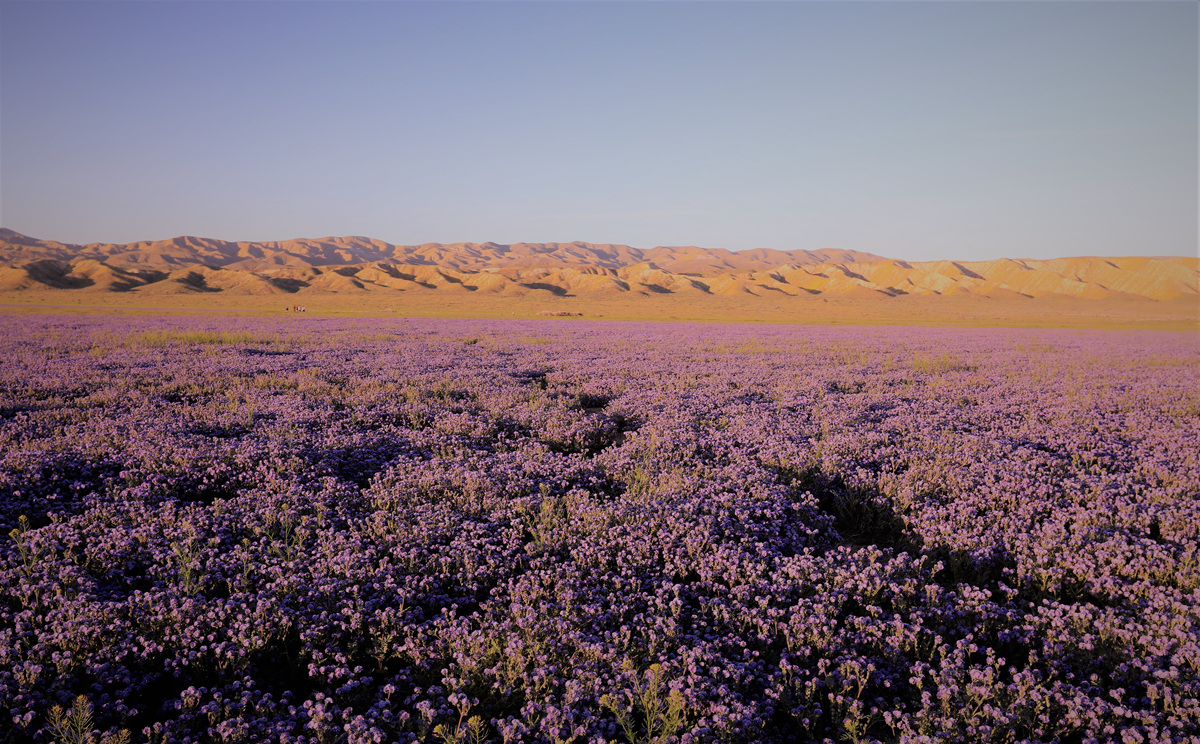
[0,229,1196,327]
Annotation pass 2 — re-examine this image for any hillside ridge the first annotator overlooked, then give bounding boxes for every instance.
[1,229,1196,302]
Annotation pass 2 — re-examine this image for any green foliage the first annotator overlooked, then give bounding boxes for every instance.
[910,352,977,375]
[8,515,42,574]
[600,663,686,744]
[126,329,275,347]
[47,696,130,744]
[169,539,207,595]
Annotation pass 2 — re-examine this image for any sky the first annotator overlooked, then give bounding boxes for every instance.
[1,1,1196,262]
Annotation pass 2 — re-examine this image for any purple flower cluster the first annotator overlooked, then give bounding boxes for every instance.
[1,316,1197,743]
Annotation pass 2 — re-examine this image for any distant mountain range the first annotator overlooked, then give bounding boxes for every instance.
[1,229,1196,302]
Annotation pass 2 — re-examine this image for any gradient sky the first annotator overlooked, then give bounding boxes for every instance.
[1,1,1196,261]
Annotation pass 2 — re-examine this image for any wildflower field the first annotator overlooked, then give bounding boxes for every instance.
[2,316,1198,744]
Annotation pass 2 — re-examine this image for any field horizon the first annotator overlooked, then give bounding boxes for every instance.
[2,229,1196,330]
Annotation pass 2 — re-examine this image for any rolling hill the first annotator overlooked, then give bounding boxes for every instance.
[0,229,1196,306]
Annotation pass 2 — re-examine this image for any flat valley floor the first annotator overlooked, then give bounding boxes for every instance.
[1,289,1196,330]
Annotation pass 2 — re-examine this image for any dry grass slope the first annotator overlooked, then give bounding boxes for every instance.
[1,229,1195,328]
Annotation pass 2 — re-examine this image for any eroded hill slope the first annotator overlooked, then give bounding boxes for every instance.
[0,229,1195,302]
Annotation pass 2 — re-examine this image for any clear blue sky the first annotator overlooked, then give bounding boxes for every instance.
[1,1,1195,261]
